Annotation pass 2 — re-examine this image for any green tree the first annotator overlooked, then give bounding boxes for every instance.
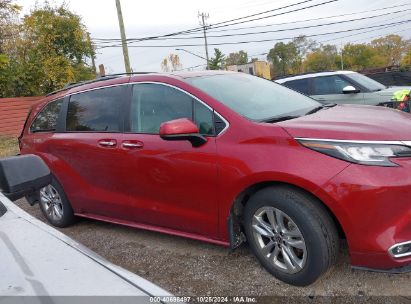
[0,3,95,97]
[292,35,317,72]
[225,50,248,66]
[267,42,299,76]
[370,35,409,66]
[293,35,317,59]
[304,44,339,72]
[209,48,225,70]
[342,43,376,71]
[401,47,411,67]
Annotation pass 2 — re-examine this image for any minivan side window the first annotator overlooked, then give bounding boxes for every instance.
[284,79,311,95]
[131,83,215,136]
[66,86,124,132]
[313,76,352,95]
[30,99,63,133]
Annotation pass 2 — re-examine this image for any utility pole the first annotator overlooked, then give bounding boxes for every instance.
[87,32,97,76]
[198,12,210,70]
[115,0,131,73]
[340,42,344,70]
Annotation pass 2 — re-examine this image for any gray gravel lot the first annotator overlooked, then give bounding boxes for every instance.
[15,199,411,301]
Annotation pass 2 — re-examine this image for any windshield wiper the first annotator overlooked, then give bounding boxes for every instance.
[262,104,337,123]
[262,115,300,123]
[305,103,337,115]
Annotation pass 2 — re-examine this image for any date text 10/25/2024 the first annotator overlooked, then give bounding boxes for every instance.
[150,297,257,303]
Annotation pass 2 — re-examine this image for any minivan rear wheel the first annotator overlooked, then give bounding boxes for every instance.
[244,186,339,286]
[39,176,75,228]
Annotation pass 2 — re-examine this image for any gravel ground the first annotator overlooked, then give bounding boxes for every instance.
[15,199,411,302]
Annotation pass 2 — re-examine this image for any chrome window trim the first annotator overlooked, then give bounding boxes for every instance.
[56,81,230,136]
[68,82,130,97]
[129,81,230,136]
[295,138,411,147]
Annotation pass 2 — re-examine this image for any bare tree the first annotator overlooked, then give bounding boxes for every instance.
[161,53,182,72]
[0,0,20,52]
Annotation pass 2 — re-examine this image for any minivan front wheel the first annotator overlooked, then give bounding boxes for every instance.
[244,186,339,286]
[39,177,75,228]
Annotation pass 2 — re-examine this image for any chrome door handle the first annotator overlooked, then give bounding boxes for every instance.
[98,140,117,147]
[122,142,143,149]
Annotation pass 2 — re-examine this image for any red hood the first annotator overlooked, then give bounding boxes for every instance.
[278,104,411,141]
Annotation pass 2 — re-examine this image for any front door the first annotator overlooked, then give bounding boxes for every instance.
[311,75,365,104]
[120,82,219,238]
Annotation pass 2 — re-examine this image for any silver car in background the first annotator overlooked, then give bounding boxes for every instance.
[276,71,410,106]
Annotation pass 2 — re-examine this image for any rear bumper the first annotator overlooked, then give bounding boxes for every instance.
[319,159,411,270]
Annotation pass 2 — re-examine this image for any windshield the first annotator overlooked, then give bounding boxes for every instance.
[345,72,386,91]
[185,73,320,121]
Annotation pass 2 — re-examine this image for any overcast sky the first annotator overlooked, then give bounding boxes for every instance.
[15,0,411,73]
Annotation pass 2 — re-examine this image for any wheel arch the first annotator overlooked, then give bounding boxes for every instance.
[227,181,346,249]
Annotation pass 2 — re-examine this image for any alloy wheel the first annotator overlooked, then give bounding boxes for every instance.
[252,206,307,274]
[40,185,64,221]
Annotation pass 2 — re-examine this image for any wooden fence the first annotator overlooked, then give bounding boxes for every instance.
[0,97,44,137]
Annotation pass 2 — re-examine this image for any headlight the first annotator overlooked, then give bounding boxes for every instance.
[297,139,411,167]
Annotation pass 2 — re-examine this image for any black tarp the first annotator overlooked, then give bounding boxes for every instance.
[365,71,411,86]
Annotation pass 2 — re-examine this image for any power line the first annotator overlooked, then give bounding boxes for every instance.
[206,0,316,27]
[211,0,290,14]
[176,64,208,71]
[203,3,411,34]
[96,19,411,49]
[92,0,338,43]
[350,25,411,43]
[228,24,411,64]
[318,10,411,43]
[95,8,410,45]
[204,15,411,63]
[93,0,318,43]
[319,24,400,44]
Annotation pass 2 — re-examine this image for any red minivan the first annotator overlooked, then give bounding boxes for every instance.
[20,71,411,286]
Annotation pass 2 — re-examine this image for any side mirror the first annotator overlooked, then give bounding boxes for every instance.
[159,118,207,147]
[342,85,360,94]
[0,154,51,201]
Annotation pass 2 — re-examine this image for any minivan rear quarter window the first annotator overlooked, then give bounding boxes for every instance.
[66,86,125,132]
[30,99,63,133]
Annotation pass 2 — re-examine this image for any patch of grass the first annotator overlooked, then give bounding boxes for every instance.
[0,136,19,158]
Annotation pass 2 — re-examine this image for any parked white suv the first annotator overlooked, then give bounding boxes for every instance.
[275,71,410,106]
[0,155,171,299]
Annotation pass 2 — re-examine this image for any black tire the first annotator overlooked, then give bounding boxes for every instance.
[39,176,76,228]
[244,185,339,286]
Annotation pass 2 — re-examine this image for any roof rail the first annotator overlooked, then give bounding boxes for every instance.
[45,72,157,97]
[46,75,122,97]
[101,72,156,77]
